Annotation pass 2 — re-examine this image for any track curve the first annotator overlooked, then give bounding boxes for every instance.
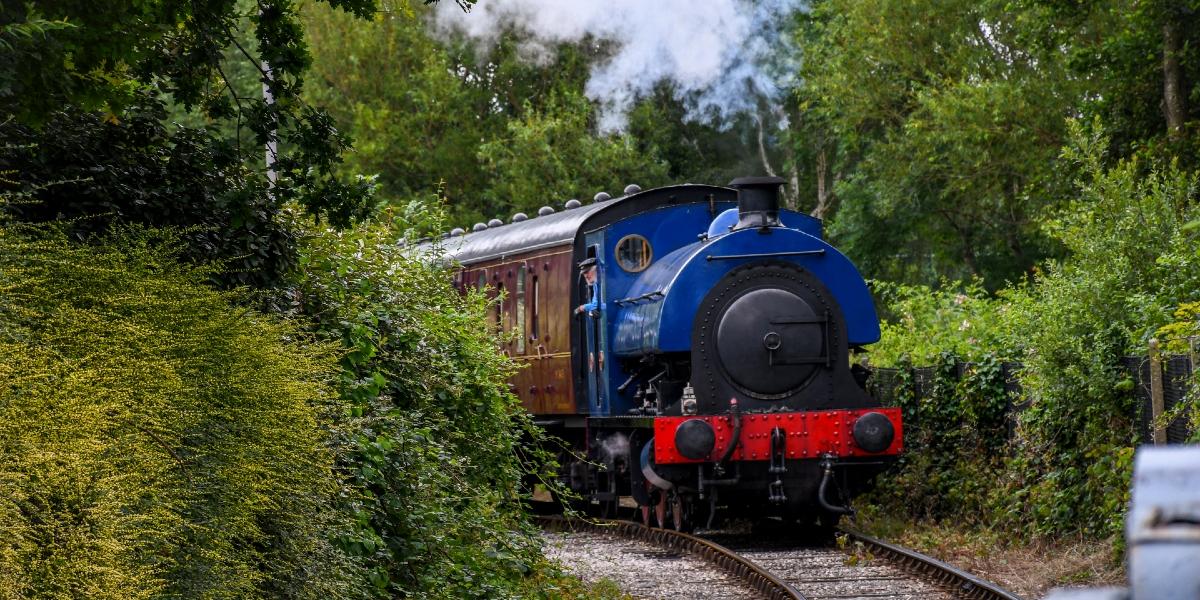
[537,515,1025,600]
[837,527,1024,600]
[538,516,801,599]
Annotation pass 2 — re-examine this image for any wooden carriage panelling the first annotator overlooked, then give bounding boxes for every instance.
[460,245,576,415]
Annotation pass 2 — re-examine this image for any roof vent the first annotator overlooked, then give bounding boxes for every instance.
[487,218,503,228]
[623,183,642,195]
[472,222,488,232]
[512,212,528,223]
[594,191,611,203]
[564,199,582,209]
[450,227,465,236]
[538,206,555,216]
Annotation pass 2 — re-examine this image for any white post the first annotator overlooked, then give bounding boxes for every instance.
[262,59,277,187]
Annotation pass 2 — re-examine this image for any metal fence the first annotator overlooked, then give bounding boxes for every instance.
[1124,353,1196,444]
[868,351,1196,446]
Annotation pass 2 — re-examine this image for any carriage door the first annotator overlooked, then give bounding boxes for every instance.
[580,239,607,415]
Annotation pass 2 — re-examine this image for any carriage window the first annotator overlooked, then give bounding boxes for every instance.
[516,265,526,353]
[531,275,539,341]
[615,234,653,272]
[495,282,505,333]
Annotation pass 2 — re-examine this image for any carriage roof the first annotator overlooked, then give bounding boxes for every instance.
[417,184,736,266]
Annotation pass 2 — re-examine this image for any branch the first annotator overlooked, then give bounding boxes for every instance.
[215,63,246,154]
[227,28,272,82]
[135,424,195,485]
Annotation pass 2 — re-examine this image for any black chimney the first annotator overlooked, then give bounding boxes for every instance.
[729,176,785,230]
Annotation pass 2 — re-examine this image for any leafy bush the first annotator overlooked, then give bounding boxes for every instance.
[867,352,1010,524]
[0,226,361,598]
[868,279,1017,366]
[999,123,1198,536]
[866,122,1199,538]
[292,211,560,598]
[1156,301,1200,353]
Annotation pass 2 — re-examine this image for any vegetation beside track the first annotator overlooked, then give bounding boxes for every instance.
[4,0,1200,595]
[289,211,569,597]
[0,3,581,596]
[0,217,594,598]
[0,227,355,598]
[851,513,1124,599]
[861,125,1200,544]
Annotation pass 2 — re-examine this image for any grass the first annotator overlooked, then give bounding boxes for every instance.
[851,511,1125,598]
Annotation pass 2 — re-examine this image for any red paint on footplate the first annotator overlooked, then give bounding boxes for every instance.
[653,407,903,464]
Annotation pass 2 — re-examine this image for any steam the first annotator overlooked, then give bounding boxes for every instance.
[596,433,630,464]
[432,0,802,131]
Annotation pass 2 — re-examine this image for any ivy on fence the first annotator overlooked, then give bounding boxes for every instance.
[869,352,1196,448]
[863,350,1195,528]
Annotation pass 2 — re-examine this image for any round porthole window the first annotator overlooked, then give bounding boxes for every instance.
[615,234,653,272]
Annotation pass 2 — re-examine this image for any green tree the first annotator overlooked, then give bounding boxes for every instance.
[302,1,499,216]
[0,102,301,289]
[1047,0,1200,167]
[475,91,669,224]
[1,0,381,242]
[303,3,670,225]
[799,0,1079,288]
[625,86,776,199]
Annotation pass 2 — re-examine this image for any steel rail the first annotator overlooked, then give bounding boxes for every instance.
[837,527,1025,600]
[537,515,804,600]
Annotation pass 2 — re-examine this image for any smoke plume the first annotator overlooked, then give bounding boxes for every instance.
[432,0,802,131]
[596,432,629,464]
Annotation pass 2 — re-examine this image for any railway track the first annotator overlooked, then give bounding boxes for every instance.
[537,515,1023,600]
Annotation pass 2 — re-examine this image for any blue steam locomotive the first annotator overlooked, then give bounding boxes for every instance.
[431,176,903,529]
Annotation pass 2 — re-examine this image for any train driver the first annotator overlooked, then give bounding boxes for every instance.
[574,257,599,316]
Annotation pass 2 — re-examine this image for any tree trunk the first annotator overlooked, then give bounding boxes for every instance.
[755,113,779,178]
[812,149,833,219]
[939,208,979,277]
[1163,20,1186,139]
[787,160,801,214]
[755,112,800,210]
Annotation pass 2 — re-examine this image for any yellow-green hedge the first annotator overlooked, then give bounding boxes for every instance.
[0,227,361,599]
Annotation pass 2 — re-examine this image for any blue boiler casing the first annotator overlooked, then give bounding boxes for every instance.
[610,223,881,359]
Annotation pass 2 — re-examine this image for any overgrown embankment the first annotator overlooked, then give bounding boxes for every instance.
[0,228,356,598]
[0,221,604,599]
[862,126,1200,540]
[291,215,565,597]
